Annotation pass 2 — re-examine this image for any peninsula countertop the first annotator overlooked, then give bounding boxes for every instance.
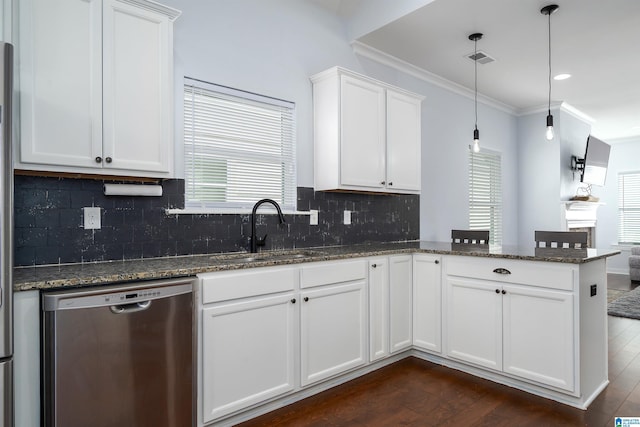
[13,241,621,292]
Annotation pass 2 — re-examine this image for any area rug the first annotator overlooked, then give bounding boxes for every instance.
[608,287,640,319]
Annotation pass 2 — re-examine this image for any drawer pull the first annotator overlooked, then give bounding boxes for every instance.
[493,268,511,275]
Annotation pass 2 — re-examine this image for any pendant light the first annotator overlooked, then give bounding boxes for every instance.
[541,4,559,141]
[469,32,483,153]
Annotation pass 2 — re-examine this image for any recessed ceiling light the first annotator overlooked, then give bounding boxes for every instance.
[554,73,571,81]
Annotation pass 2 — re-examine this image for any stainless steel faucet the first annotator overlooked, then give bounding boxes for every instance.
[250,199,286,253]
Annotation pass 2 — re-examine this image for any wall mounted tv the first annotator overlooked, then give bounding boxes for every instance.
[577,135,611,186]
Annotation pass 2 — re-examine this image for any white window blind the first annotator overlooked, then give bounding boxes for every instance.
[618,172,640,244]
[469,149,502,246]
[183,78,296,211]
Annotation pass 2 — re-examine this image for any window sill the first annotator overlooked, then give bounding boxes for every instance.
[165,207,310,216]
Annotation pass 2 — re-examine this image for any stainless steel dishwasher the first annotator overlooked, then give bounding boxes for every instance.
[42,277,195,427]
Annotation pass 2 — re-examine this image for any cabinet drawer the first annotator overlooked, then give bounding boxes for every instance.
[300,259,367,289]
[199,267,297,304]
[443,256,575,291]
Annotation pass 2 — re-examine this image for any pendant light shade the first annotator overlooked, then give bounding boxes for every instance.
[541,4,559,141]
[469,32,483,152]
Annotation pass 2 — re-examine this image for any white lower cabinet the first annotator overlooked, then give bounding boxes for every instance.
[389,255,413,353]
[201,293,297,422]
[198,267,298,425]
[198,259,369,424]
[300,260,368,386]
[368,257,389,361]
[412,254,441,353]
[444,256,575,392]
[502,284,574,391]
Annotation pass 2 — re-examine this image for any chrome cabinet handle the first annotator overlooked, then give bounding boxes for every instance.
[110,300,151,314]
[105,157,112,163]
[95,156,102,163]
[493,268,511,275]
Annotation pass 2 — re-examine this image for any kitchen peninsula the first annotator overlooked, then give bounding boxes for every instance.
[13,242,619,426]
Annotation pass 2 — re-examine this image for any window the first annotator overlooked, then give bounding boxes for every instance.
[183,78,296,211]
[618,172,640,244]
[469,149,502,246]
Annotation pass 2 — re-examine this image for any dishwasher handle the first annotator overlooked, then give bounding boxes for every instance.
[110,300,152,314]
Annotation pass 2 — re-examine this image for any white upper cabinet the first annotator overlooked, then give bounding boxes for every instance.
[16,0,180,178]
[311,67,423,194]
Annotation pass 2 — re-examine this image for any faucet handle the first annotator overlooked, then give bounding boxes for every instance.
[256,234,268,247]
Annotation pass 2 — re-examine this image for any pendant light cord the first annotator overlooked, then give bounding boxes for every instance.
[474,37,478,129]
[547,11,552,114]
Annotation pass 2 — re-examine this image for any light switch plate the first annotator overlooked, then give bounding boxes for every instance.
[309,210,318,226]
[343,210,351,225]
[83,207,101,230]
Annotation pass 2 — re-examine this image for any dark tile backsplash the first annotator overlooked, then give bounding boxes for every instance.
[14,176,419,266]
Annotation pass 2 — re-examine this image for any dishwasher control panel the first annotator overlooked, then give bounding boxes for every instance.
[42,280,194,311]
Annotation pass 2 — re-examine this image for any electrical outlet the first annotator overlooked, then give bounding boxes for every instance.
[590,284,597,297]
[309,210,318,226]
[343,210,351,225]
[83,207,101,230]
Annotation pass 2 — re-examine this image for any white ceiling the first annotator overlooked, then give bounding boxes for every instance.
[319,0,640,141]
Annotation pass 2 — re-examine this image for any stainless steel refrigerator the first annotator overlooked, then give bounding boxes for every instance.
[0,41,14,427]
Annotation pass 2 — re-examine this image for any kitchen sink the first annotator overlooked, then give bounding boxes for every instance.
[211,250,322,264]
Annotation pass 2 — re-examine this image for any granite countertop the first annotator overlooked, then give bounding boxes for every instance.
[13,241,621,292]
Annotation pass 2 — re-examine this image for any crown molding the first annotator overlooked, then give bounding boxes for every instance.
[518,102,595,124]
[605,135,640,145]
[117,0,181,19]
[351,41,517,115]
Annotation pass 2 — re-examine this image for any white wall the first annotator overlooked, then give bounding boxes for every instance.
[164,0,365,186]
[517,110,562,246]
[516,106,593,246]
[596,138,640,273]
[162,0,521,245]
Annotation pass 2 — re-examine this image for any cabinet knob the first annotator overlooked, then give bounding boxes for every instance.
[105,157,112,164]
[304,297,309,302]
[495,289,500,294]
[434,260,439,264]
[380,181,386,185]
[291,298,296,304]
[95,156,102,163]
[371,263,377,268]
[493,268,511,275]
[501,290,506,295]
[388,182,393,186]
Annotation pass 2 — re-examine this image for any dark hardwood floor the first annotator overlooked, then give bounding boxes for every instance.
[239,274,640,427]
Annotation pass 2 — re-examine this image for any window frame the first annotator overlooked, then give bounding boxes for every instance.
[182,77,297,213]
[468,148,503,246]
[618,171,640,245]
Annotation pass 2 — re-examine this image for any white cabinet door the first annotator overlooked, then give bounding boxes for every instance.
[339,75,386,189]
[18,0,103,168]
[300,281,367,386]
[17,0,176,177]
[389,255,412,353]
[368,257,389,361]
[201,293,296,422]
[103,0,172,173]
[502,285,574,391]
[386,89,421,192]
[445,277,502,371]
[413,254,441,353]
